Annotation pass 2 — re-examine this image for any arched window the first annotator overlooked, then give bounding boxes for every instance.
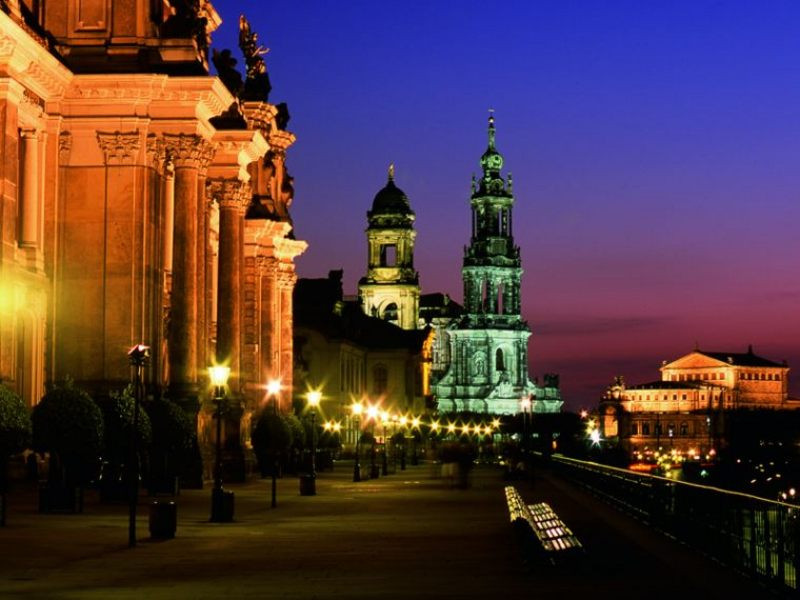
[382,302,398,324]
[373,364,388,395]
[495,348,505,371]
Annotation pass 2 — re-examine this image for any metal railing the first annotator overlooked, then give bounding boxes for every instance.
[548,454,800,596]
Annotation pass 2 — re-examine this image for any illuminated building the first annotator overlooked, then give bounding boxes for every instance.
[294,271,432,448]
[0,2,305,480]
[358,166,420,330]
[600,347,799,456]
[430,115,562,415]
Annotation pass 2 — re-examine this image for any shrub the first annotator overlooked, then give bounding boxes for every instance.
[285,413,306,453]
[0,384,31,460]
[146,399,194,483]
[97,385,152,468]
[251,411,293,475]
[32,380,104,486]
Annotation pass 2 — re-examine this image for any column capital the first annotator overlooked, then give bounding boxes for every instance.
[97,130,141,165]
[162,133,215,171]
[58,131,71,164]
[19,127,41,139]
[206,177,248,212]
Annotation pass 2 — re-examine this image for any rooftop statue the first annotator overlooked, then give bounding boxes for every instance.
[239,15,272,102]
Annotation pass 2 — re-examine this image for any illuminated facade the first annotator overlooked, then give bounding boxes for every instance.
[358,166,420,330]
[0,2,305,480]
[431,116,562,415]
[600,347,798,456]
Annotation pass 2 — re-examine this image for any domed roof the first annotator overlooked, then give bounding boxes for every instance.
[370,165,414,217]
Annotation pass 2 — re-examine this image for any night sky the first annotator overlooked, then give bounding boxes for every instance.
[212,1,800,409]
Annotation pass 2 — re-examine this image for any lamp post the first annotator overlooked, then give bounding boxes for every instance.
[398,415,408,470]
[411,416,420,465]
[367,405,379,478]
[351,402,363,482]
[208,365,231,522]
[381,411,390,476]
[301,390,321,496]
[266,379,281,508]
[127,344,150,548]
[520,396,531,457]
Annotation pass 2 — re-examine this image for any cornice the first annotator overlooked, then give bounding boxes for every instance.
[0,12,73,101]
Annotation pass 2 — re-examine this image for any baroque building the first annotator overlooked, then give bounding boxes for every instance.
[431,116,562,415]
[358,166,420,330]
[599,347,799,457]
[294,271,433,448]
[0,2,305,480]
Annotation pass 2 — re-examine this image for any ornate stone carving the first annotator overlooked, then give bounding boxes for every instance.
[146,133,168,173]
[96,130,141,165]
[206,177,246,210]
[58,131,72,164]
[239,15,271,102]
[161,133,214,170]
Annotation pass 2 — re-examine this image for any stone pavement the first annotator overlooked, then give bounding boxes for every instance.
[0,462,767,599]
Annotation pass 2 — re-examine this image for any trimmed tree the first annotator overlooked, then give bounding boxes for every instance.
[146,399,194,495]
[285,413,306,473]
[95,385,152,501]
[32,380,104,511]
[0,384,32,525]
[252,412,292,508]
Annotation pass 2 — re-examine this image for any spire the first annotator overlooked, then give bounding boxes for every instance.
[488,108,496,150]
[388,163,395,181]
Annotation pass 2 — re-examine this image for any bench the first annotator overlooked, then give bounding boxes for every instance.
[505,486,583,565]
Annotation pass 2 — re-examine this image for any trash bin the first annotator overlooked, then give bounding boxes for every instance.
[299,473,316,496]
[149,500,177,539]
[210,488,234,522]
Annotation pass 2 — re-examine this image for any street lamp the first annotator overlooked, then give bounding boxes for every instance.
[301,390,321,496]
[267,379,281,414]
[351,402,363,482]
[127,344,150,547]
[208,365,231,522]
[381,411,390,476]
[411,417,421,465]
[367,405,380,478]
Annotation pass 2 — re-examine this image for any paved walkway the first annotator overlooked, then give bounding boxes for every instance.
[0,462,767,599]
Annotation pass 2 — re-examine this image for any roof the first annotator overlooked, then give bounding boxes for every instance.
[369,179,414,218]
[697,349,786,368]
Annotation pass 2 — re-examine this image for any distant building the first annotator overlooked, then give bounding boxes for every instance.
[358,166,420,331]
[429,116,562,415]
[294,271,433,447]
[599,347,798,457]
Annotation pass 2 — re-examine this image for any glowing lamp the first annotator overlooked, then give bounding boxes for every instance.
[266,379,281,397]
[208,365,231,389]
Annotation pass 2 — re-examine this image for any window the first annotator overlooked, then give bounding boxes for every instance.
[671,375,677,382]
[673,394,677,401]
[373,364,388,395]
[631,423,639,435]
[380,244,397,267]
[642,423,650,435]
[655,423,663,436]
[719,372,725,380]
[495,348,505,371]
[703,373,709,380]
[682,394,687,400]
[382,302,398,323]
[680,422,688,436]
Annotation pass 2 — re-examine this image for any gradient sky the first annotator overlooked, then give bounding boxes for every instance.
[212,1,800,408]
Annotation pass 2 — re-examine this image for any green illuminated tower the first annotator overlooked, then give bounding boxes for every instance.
[358,165,420,330]
[432,115,562,414]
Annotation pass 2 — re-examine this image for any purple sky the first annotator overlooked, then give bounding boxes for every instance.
[212,1,800,408]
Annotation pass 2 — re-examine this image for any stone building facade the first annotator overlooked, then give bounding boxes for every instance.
[358,166,420,331]
[599,348,798,457]
[430,115,562,415]
[0,1,305,479]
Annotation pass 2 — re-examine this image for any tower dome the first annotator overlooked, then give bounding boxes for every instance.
[369,164,414,218]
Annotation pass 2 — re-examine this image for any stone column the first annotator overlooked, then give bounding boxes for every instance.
[259,256,277,382]
[163,134,212,401]
[278,269,296,409]
[209,177,245,391]
[19,129,40,247]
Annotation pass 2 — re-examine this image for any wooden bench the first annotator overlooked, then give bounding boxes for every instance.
[505,486,583,565]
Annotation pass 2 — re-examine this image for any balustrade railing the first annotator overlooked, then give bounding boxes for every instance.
[548,454,800,596]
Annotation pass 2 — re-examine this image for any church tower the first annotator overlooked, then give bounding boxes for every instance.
[358,166,420,330]
[431,115,562,414]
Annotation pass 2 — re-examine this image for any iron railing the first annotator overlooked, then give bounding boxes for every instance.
[548,454,800,596]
